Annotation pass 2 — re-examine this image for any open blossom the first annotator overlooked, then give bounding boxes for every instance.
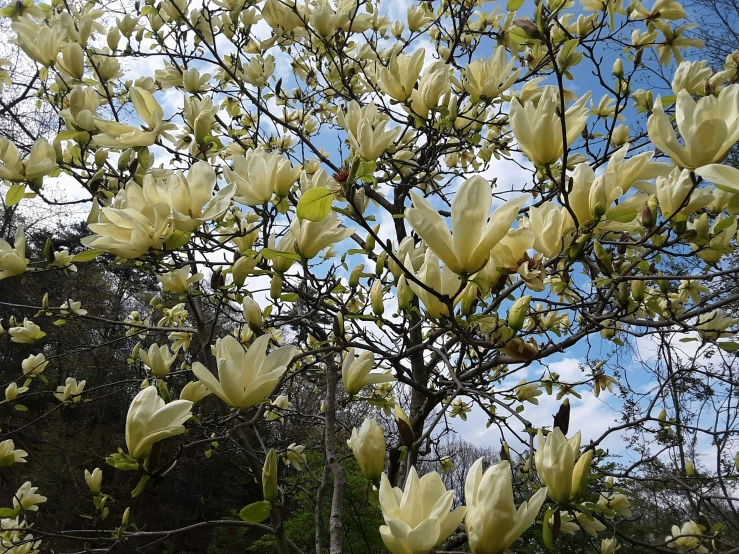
[0,439,28,467]
[655,168,713,221]
[83,163,234,258]
[0,226,28,280]
[688,213,737,264]
[11,16,65,66]
[93,87,176,148]
[82,182,175,258]
[224,149,301,205]
[648,85,739,169]
[695,309,738,340]
[179,381,212,404]
[405,175,527,275]
[465,459,548,554]
[0,138,56,182]
[450,398,472,420]
[515,379,543,405]
[54,377,86,403]
[290,212,355,260]
[283,443,307,470]
[598,491,632,518]
[147,162,235,232]
[125,386,193,460]
[593,374,619,398]
[158,266,203,293]
[378,467,466,554]
[10,319,45,344]
[265,394,291,421]
[13,481,47,512]
[408,62,450,118]
[169,330,192,352]
[342,348,396,396]
[377,49,424,102]
[577,511,607,536]
[535,428,593,503]
[463,46,520,102]
[140,343,177,378]
[508,87,591,167]
[630,0,686,20]
[337,101,400,161]
[602,537,620,554]
[192,335,297,408]
[405,250,462,319]
[6,382,29,401]
[665,521,708,553]
[672,60,712,94]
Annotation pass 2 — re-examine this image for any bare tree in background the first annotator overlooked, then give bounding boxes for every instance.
[0,10,57,147]
[687,0,739,69]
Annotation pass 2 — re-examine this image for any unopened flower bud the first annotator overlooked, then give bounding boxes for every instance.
[571,449,594,501]
[85,468,103,495]
[508,295,531,331]
[371,280,384,316]
[349,264,364,288]
[242,297,262,330]
[131,342,142,361]
[397,275,414,311]
[375,251,387,276]
[631,279,645,303]
[613,58,624,78]
[262,449,279,502]
[270,275,282,300]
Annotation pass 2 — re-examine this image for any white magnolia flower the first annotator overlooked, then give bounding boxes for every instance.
[509,87,591,167]
[378,467,466,554]
[192,335,296,409]
[405,175,527,275]
[465,458,548,554]
[648,85,739,169]
[342,348,396,396]
[0,226,28,280]
[12,481,47,512]
[125,386,193,460]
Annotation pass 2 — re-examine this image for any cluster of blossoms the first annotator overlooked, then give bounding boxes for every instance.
[1,0,738,551]
[0,481,46,554]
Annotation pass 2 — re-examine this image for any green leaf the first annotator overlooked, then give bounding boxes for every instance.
[542,507,556,550]
[297,187,334,222]
[14,404,28,412]
[6,184,25,207]
[239,500,271,523]
[72,249,102,262]
[55,130,87,142]
[164,230,192,250]
[260,248,302,262]
[0,507,19,518]
[106,452,139,471]
[131,475,150,498]
[718,342,739,352]
[280,293,299,302]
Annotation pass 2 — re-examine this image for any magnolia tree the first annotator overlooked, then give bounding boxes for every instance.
[1,0,739,552]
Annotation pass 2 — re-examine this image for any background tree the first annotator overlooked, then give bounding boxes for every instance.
[1,0,739,553]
